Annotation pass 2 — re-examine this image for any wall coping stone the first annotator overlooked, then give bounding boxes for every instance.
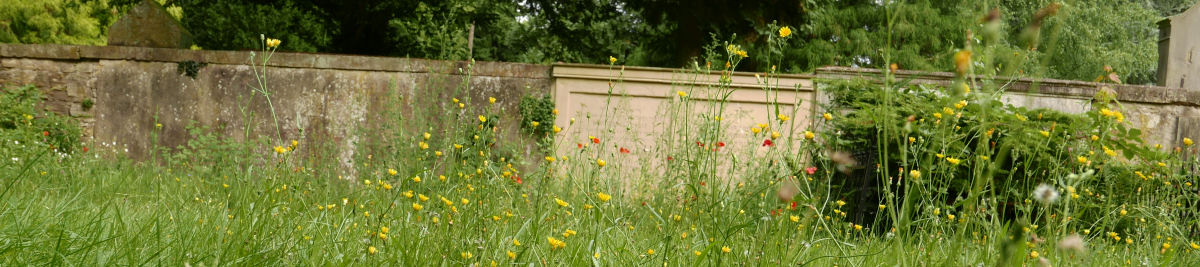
[815,66,1200,107]
[0,43,551,79]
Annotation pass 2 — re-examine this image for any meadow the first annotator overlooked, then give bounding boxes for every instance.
[2,22,1200,266]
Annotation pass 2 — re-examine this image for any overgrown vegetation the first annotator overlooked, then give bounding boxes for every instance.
[2,2,1200,266]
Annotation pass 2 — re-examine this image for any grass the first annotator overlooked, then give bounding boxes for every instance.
[2,17,1200,267]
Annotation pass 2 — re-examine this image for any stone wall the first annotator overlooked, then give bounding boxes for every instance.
[4,43,1200,176]
[0,43,551,175]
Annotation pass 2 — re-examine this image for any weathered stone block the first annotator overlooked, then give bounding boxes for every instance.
[107,0,193,49]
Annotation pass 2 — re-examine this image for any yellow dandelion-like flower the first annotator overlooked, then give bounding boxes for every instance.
[412,203,423,211]
[1185,138,1194,146]
[1189,242,1199,249]
[1077,156,1088,164]
[513,239,521,246]
[507,251,516,259]
[555,198,569,207]
[1040,131,1050,137]
[265,38,281,48]
[545,156,556,163]
[647,249,655,255]
[909,170,921,179]
[478,115,487,123]
[547,237,566,249]
[531,121,540,127]
[388,169,397,176]
[771,131,781,139]
[597,192,611,202]
[596,159,606,167]
[779,26,792,38]
[721,246,732,253]
[946,157,961,165]
[823,113,833,121]
[1030,250,1039,258]
[804,131,815,140]
[677,91,688,97]
[933,113,943,119]
[413,176,422,182]
[751,126,761,134]
[489,97,496,104]
[790,215,800,222]
[609,56,618,64]
[778,114,790,122]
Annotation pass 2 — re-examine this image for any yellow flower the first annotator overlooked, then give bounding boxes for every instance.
[933,113,942,119]
[647,249,655,255]
[946,157,961,165]
[530,121,540,127]
[555,198,569,207]
[947,214,956,221]
[854,224,863,231]
[1186,138,1194,146]
[609,56,618,64]
[790,215,799,222]
[677,90,688,97]
[909,170,921,179]
[413,176,422,182]
[412,203,423,211]
[547,237,566,249]
[879,204,886,210]
[804,131,815,140]
[1030,250,1039,258]
[823,113,833,121]
[489,97,496,104]
[553,125,562,133]
[378,232,387,240]
[513,239,521,246]
[507,251,516,259]
[779,26,792,38]
[778,114,790,122]
[23,114,33,120]
[388,169,397,176]
[1040,131,1050,137]
[368,246,377,254]
[461,251,472,259]
[751,127,761,134]
[1077,156,1088,164]
[266,38,281,48]
[596,159,606,167]
[478,115,487,123]
[771,131,781,139]
[1189,242,1199,249]
[721,246,732,253]
[597,192,611,202]
[954,50,971,75]
[545,156,556,163]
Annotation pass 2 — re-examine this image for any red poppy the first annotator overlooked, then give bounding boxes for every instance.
[592,137,600,144]
[82,146,89,153]
[805,167,817,175]
[43,131,49,136]
[790,201,797,209]
[667,156,674,161]
[762,139,774,147]
[717,142,726,147]
[700,181,706,186]
[619,147,630,154]
[696,142,705,147]
[577,143,584,149]
[513,175,522,184]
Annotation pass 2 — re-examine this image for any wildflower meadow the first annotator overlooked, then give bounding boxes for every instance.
[3,5,1200,267]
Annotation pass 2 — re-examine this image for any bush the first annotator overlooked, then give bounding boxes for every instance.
[0,84,82,154]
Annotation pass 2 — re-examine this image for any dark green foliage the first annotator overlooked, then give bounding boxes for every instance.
[176,60,206,78]
[518,94,555,140]
[174,0,334,52]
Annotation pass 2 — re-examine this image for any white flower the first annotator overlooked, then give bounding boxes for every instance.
[1033,184,1059,204]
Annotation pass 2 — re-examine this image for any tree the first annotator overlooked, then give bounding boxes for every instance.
[0,0,120,45]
